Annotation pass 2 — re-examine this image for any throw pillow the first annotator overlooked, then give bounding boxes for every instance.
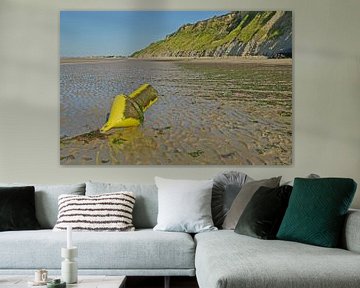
[234,185,293,239]
[53,192,136,231]
[153,177,217,233]
[277,178,357,248]
[212,171,250,228]
[222,176,281,230]
[0,186,41,231]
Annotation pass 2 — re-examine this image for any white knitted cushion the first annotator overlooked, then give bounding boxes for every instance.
[53,192,135,231]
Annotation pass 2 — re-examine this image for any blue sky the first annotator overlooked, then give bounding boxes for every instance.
[60,11,228,57]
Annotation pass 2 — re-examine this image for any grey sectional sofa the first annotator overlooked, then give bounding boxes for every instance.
[0,181,360,288]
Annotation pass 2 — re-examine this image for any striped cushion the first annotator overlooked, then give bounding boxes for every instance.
[53,192,135,232]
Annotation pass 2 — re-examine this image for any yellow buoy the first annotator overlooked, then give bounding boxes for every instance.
[100,84,158,133]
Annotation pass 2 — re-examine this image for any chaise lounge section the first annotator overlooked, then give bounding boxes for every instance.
[195,216,360,288]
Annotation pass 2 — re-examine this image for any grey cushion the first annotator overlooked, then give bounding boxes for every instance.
[154,177,216,233]
[0,229,195,271]
[342,209,360,253]
[85,181,158,229]
[0,183,85,228]
[222,177,281,229]
[195,230,360,288]
[212,171,249,228]
[283,173,320,186]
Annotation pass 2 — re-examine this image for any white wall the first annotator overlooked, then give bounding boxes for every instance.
[0,0,359,208]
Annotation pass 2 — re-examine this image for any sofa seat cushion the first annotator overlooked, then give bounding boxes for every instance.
[195,230,360,288]
[0,229,195,270]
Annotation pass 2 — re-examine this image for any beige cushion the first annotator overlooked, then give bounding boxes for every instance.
[222,177,281,229]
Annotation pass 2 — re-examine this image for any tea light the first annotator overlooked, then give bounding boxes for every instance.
[67,225,72,249]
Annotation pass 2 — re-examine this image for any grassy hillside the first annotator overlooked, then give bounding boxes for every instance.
[132,11,292,58]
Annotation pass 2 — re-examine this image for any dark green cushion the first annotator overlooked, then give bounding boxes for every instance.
[0,186,41,231]
[277,178,357,247]
[235,185,292,239]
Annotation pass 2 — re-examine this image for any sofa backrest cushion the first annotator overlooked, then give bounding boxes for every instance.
[0,183,86,229]
[342,209,360,253]
[86,181,158,229]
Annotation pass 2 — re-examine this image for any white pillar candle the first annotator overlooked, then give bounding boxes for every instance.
[67,225,72,249]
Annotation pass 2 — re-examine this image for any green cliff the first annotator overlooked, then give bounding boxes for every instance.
[132,11,292,58]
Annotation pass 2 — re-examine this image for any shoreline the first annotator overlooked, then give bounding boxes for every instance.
[60,56,292,65]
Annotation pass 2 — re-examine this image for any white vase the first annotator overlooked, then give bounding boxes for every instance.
[61,247,78,284]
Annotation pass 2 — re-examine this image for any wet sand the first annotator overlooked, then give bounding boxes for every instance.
[60,57,292,165]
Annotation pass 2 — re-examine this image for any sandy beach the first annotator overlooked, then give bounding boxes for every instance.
[60,57,292,165]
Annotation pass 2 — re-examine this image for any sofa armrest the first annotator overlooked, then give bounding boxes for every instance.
[342,209,360,253]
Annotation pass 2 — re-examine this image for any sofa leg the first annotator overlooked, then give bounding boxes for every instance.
[164,276,170,288]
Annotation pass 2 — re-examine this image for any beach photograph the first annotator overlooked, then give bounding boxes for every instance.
[60,11,292,165]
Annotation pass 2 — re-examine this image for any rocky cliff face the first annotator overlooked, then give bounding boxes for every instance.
[132,11,292,58]
[131,11,292,58]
